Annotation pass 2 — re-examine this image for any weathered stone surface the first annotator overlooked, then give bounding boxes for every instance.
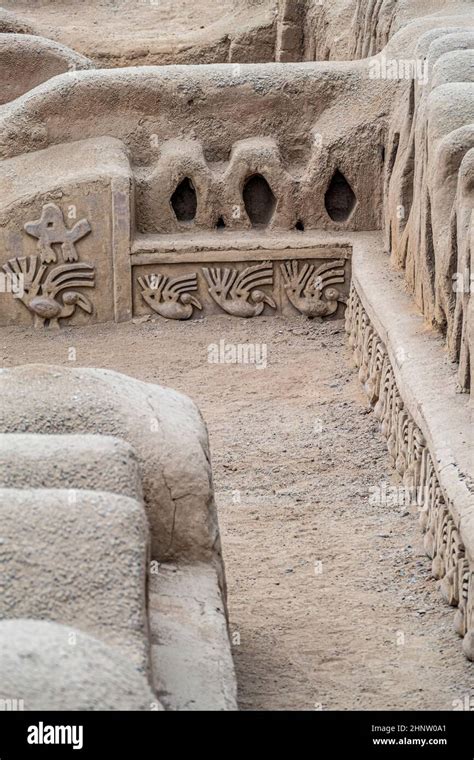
[0,0,472,692]
[0,7,33,34]
[0,488,150,673]
[0,619,160,711]
[0,34,93,105]
[0,433,143,500]
[0,365,223,575]
[347,232,474,661]
[386,29,474,392]
[149,562,237,711]
[0,0,277,67]
[0,65,396,234]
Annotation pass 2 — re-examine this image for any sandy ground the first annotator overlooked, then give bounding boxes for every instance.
[2,0,274,65]
[1,314,472,710]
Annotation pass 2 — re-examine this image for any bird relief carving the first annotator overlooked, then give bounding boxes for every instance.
[24,203,91,263]
[202,262,276,317]
[280,259,347,317]
[2,204,96,328]
[138,272,202,320]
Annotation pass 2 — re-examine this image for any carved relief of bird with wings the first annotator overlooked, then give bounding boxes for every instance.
[202,261,276,317]
[3,255,95,328]
[138,272,202,320]
[280,259,347,318]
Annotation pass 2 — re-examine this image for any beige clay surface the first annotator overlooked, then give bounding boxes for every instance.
[1,0,277,66]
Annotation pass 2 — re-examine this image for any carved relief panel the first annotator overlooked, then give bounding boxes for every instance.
[132,247,351,321]
[345,282,474,662]
[0,199,113,328]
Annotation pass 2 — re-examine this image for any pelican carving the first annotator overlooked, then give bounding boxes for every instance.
[3,255,95,328]
[202,262,276,317]
[280,259,347,317]
[138,272,202,320]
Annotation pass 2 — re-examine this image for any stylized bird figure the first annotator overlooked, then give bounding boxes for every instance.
[280,259,347,317]
[138,272,202,320]
[202,262,276,317]
[24,203,91,263]
[2,255,95,328]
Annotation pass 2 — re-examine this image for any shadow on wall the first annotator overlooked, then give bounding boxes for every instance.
[242,174,276,227]
[324,169,357,222]
[171,178,198,223]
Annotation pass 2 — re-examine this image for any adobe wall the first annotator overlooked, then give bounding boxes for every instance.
[0,369,237,710]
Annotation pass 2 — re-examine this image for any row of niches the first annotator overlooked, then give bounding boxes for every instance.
[134,139,366,234]
[166,171,356,231]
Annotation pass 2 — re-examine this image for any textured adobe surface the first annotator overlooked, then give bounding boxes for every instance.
[149,562,237,711]
[0,364,222,573]
[0,433,143,501]
[0,1,277,67]
[0,619,160,711]
[0,488,150,672]
[0,0,472,711]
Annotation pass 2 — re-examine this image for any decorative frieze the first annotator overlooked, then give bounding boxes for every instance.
[346,282,474,661]
[133,249,351,321]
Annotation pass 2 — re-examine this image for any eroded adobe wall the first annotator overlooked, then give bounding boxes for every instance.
[0,1,278,67]
[0,6,32,34]
[0,137,133,326]
[0,1,471,392]
[0,62,395,231]
[0,364,223,575]
[0,34,93,104]
[383,26,474,392]
[301,0,474,394]
[346,238,474,662]
[0,620,159,711]
[0,60,397,328]
[350,0,472,59]
[301,0,472,61]
[0,367,237,709]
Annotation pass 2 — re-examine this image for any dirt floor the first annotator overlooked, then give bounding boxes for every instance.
[2,314,472,710]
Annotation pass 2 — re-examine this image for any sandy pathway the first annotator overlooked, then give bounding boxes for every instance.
[1,315,472,709]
